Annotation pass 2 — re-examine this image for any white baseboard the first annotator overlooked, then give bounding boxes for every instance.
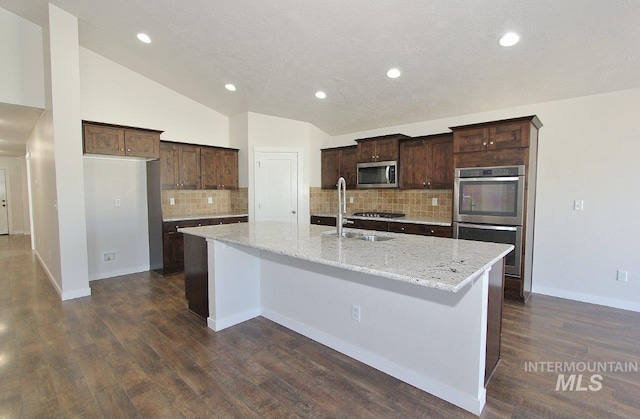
[533,286,640,313]
[35,250,63,298]
[207,307,261,332]
[89,265,151,281]
[35,250,92,301]
[261,308,485,416]
[62,287,91,300]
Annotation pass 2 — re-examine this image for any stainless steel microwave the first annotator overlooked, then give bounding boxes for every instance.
[357,160,398,189]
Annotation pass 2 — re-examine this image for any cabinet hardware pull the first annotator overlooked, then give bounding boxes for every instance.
[489,141,494,145]
[482,142,487,146]
[430,229,435,234]
[401,227,405,231]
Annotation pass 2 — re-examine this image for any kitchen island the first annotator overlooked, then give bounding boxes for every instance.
[180,221,512,415]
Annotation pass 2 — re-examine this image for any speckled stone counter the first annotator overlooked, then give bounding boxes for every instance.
[180,221,510,292]
[180,221,510,414]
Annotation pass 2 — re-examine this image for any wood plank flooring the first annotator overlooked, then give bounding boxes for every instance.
[1,234,639,418]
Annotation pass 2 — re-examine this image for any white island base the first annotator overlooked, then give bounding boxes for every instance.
[206,239,502,415]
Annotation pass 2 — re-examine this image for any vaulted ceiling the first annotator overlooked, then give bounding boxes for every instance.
[1,0,640,137]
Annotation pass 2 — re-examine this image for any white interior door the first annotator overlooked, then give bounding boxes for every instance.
[0,169,8,235]
[255,152,298,223]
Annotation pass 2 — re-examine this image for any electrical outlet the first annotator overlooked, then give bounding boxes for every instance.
[169,197,175,205]
[351,304,361,322]
[349,196,354,204]
[432,197,438,206]
[573,200,584,211]
[207,196,213,204]
[103,252,116,262]
[617,270,628,282]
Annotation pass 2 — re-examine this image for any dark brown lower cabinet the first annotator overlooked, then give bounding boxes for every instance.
[162,216,248,274]
[485,259,505,384]
[184,234,208,320]
[310,216,453,238]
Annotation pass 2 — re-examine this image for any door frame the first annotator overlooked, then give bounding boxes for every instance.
[252,147,306,224]
[0,166,13,235]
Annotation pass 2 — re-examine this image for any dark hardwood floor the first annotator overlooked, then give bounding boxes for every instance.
[1,234,639,418]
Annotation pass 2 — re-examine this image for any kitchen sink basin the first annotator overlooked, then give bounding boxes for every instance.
[357,234,394,242]
[322,231,364,239]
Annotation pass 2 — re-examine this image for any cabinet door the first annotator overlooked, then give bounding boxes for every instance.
[357,141,377,163]
[339,147,358,188]
[200,148,219,189]
[321,149,340,189]
[489,122,529,150]
[399,139,429,189]
[162,232,184,274]
[427,135,453,189]
[179,145,201,189]
[218,149,238,189]
[83,125,125,156]
[160,143,179,190]
[348,219,388,232]
[453,127,489,153]
[311,215,337,226]
[124,130,160,158]
[375,137,399,161]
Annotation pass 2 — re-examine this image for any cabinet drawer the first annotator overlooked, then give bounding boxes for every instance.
[347,219,389,232]
[311,216,337,226]
[388,222,452,238]
[209,216,248,225]
[162,219,208,233]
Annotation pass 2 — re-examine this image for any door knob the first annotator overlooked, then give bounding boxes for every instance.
[291,210,297,214]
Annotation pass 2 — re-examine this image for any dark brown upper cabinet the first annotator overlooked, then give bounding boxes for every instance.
[201,147,238,190]
[399,133,453,190]
[321,145,357,189]
[451,116,542,170]
[83,121,161,159]
[161,141,238,190]
[355,134,408,163]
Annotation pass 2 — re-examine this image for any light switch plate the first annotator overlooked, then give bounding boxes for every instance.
[169,197,175,205]
[349,197,354,204]
[432,198,438,206]
[115,198,121,207]
[573,200,584,211]
[207,197,213,204]
[617,270,628,282]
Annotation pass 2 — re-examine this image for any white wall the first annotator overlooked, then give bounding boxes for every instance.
[80,47,229,146]
[229,113,249,187]
[48,4,90,299]
[0,156,29,234]
[84,158,149,280]
[244,112,330,223]
[329,88,640,312]
[0,7,45,108]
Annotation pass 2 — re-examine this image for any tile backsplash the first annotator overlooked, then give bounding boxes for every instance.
[310,187,452,222]
[161,187,248,219]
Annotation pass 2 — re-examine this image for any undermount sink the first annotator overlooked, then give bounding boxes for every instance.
[323,231,364,239]
[357,234,394,242]
[322,230,394,241]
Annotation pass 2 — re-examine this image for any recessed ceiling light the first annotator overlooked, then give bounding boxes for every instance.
[137,33,151,44]
[225,84,236,91]
[499,32,520,47]
[315,91,327,99]
[386,68,401,79]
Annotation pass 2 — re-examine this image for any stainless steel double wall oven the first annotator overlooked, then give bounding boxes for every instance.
[453,165,525,276]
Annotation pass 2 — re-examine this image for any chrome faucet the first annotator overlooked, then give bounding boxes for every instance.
[337,177,347,236]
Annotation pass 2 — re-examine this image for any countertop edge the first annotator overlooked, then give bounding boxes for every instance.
[164,213,248,222]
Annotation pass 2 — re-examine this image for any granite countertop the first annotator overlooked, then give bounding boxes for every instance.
[311,213,451,227]
[163,213,249,222]
[179,221,511,292]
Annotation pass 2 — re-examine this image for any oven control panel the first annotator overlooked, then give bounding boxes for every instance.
[456,165,524,178]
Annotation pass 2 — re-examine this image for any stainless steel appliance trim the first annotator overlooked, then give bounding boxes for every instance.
[455,165,525,178]
[453,175,525,226]
[454,222,522,277]
[357,160,399,189]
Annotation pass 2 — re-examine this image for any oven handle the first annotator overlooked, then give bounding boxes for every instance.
[455,176,521,182]
[457,223,518,232]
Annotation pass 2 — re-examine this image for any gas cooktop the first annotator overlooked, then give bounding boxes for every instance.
[352,212,406,219]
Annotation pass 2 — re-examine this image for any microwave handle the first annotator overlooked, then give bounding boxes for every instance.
[385,166,390,183]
